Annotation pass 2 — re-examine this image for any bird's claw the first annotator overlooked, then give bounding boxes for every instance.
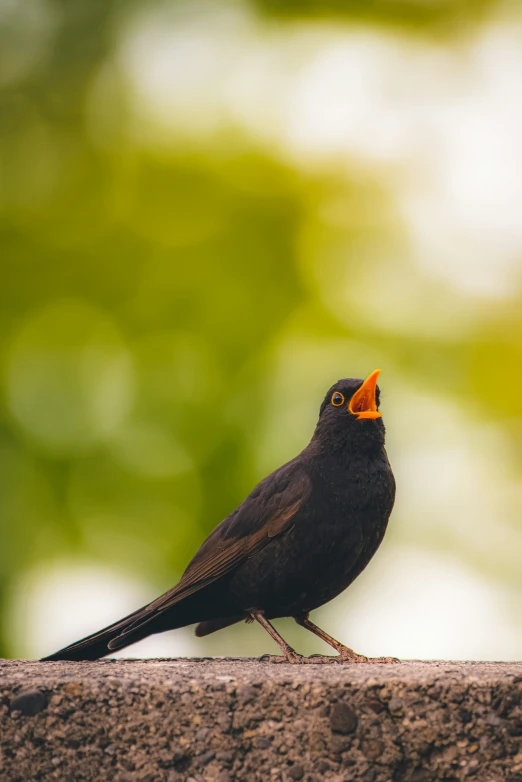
[260,648,306,664]
[308,650,400,664]
[260,654,290,664]
[260,647,400,665]
[305,651,368,664]
[307,654,347,664]
[338,649,400,664]
[338,648,369,663]
[260,649,337,664]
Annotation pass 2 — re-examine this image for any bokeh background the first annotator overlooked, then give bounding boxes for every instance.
[1,0,522,662]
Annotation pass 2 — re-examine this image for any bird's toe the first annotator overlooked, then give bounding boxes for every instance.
[260,649,307,664]
[338,648,369,663]
[337,649,400,664]
[306,654,344,664]
[260,654,288,664]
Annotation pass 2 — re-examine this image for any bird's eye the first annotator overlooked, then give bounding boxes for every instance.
[331,392,345,407]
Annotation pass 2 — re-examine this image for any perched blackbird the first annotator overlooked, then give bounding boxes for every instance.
[42,369,396,664]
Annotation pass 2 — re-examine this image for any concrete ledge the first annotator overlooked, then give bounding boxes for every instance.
[0,659,521,781]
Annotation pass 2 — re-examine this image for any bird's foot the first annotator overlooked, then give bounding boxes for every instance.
[337,647,400,664]
[306,654,347,664]
[338,647,369,663]
[307,647,400,664]
[260,647,307,664]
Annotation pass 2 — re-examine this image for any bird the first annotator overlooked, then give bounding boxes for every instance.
[42,368,396,664]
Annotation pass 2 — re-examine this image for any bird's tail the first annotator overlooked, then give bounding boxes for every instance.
[41,597,196,662]
[41,609,153,661]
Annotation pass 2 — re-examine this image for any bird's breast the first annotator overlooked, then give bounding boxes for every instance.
[314,449,395,525]
[227,449,395,617]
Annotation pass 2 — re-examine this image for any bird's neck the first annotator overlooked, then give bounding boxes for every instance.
[309,428,385,458]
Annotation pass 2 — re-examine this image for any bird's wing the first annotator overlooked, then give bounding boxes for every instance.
[105,465,311,650]
[151,465,311,611]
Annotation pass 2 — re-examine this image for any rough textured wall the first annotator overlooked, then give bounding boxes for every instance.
[0,659,521,781]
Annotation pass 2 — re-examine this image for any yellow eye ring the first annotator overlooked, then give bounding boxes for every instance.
[331,392,345,407]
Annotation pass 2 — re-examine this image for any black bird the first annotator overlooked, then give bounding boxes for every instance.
[42,369,396,664]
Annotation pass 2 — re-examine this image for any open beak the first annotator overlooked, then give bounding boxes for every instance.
[348,369,382,420]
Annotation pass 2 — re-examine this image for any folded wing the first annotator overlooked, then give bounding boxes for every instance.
[42,462,312,660]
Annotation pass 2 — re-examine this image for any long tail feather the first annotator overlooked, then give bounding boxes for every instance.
[41,603,156,661]
[41,588,213,661]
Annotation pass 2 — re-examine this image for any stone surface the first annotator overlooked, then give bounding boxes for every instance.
[0,658,521,781]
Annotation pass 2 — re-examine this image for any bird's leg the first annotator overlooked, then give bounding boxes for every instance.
[294,614,367,662]
[294,614,399,664]
[251,610,306,664]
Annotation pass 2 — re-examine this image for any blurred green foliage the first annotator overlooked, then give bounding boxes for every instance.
[1,0,521,659]
[254,0,500,33]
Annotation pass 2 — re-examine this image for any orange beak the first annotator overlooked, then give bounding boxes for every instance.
[348,369,382,420]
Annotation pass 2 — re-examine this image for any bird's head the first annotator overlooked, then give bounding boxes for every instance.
[314,369,385,451]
